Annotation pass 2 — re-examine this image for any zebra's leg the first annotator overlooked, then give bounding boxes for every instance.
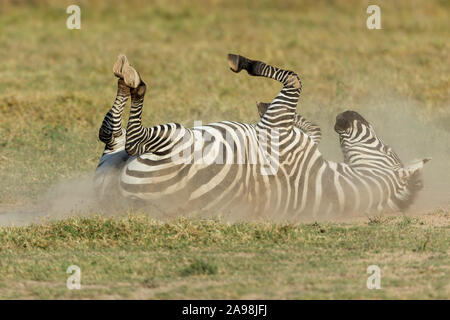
[98,78,129,152]
[125,81,183,157]
[256,102,322,144]
[123,73,147,156]
[112,55,156,156]
[117,58,182,157]
[98,54,140,151]
[125,76,174,157]
[228,54,301,130]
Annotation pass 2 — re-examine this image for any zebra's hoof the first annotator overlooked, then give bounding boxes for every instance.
[113,54,141,88]
[227,53,243,73]
[113,54,128,78]
[123,65,141,89]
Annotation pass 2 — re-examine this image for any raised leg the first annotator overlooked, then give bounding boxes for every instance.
[124,79,183,156]
[125,81,149,156]
[227,54,302,131]
[256,102,321,144]
[98,78,129,153]
[113,54,141,89]
[113,55,183,157]
[98,53,142,153]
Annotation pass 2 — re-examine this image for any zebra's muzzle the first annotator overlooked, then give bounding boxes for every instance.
[334,113,349,133]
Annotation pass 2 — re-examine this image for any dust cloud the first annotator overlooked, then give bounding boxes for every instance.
[313,93,450,213]
[0,95,448,226]
[0,176,101,226]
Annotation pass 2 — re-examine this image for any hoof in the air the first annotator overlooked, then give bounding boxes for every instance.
[227,53,242,73]
[123,65,141,89]
[113,54,141,88]
[113,54,128,78]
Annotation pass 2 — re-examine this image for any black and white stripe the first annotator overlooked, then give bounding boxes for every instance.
[94,54,429,218]
[257,101,321,144]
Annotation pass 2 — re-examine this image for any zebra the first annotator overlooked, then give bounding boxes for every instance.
[256,101,322,144]
[94,53,430,219]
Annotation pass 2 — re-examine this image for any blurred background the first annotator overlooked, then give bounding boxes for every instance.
[0,0,448,208]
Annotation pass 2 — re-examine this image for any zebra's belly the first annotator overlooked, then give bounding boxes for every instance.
[118,151,301,216]
[94,149,129,202]
[103,154,382,219]
[116,157,331,219]
[97,154,400,219]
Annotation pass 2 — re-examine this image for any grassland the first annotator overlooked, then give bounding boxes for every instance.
[0,0,449,299]
[0,209,448,299]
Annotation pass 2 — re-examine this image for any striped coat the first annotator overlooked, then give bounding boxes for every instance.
[94,54,429,218]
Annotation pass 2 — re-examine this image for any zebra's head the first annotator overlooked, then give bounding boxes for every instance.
[334,110,371,136]
[334,110,431,210]
[334,111,386,165]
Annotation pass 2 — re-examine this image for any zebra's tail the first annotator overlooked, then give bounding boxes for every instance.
[397,157,431,210]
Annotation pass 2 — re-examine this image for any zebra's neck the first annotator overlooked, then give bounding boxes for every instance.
[339,125,402,170]
[324,127,420,214]
[322,158,414,213]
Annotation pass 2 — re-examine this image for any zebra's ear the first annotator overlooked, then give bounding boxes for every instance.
[401,158,431,178]
[256,102,270,117]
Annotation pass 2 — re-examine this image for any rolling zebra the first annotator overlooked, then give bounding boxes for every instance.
[94,54,430,219]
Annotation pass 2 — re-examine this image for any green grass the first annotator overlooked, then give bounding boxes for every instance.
[0,209,448,299]
[0,0,449,299]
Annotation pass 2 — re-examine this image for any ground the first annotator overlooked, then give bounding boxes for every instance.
[0,209,448,299]
[0,0,448,299]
